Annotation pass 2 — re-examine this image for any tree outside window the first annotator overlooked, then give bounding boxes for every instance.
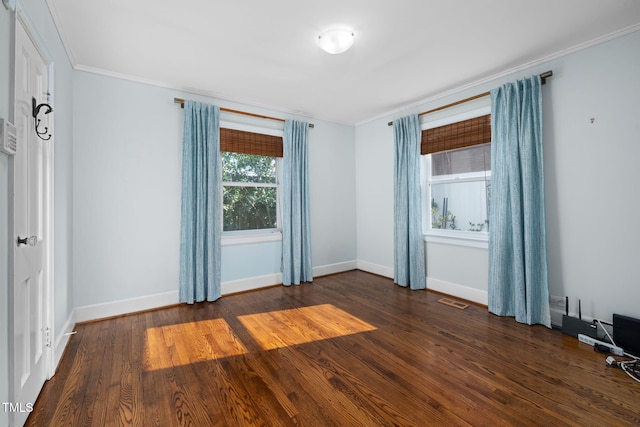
[222,152,279,232]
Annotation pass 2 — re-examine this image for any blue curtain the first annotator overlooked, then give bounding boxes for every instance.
[393,114,426,290]
[179,101,222,303]
[489,76,550,327]
[282,120,313,286]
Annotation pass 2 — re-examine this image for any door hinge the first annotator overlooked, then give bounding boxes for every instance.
[44,327,52,348]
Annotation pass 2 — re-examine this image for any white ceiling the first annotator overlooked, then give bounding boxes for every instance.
[47,0,640,125]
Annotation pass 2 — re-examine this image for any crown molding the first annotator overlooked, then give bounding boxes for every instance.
[356,23,640,127]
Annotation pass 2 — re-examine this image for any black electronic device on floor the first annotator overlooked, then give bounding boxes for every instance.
[562,315,597,338]
[613,313,640,357]
[561,297,597,338]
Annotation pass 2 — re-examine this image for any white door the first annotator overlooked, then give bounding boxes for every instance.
[11,19,53,427]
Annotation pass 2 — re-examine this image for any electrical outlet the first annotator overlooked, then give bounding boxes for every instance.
[549,295,565,306]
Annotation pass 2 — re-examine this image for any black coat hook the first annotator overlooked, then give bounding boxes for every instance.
[32,97,53,141]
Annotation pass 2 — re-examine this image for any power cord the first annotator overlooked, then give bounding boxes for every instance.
[595,319,615,345]
[595,319,640,383]
[606,356,640,383]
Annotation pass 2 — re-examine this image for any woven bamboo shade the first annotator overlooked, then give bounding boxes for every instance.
[220,128,283,157]
[421,114,491,155]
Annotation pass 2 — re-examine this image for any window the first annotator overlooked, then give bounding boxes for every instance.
[422,107,491,244]
[222,153,280,232]
[220,127,283,237]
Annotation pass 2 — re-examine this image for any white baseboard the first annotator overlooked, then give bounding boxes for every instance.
[427,277,488,306]
[313,260,357,277]
[52,310,76,374]
[224,261,357,294]
[73,261,359,323]
[74,290,179,323]
[356,260,394,279]
[222,272,282,295]
[353,262,487,306]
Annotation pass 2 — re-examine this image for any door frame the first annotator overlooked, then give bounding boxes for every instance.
[8,6,56,421]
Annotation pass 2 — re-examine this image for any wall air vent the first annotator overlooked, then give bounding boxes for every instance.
[0,118,17,156]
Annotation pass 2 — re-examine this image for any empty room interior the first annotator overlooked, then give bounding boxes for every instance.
[1,0,640,426]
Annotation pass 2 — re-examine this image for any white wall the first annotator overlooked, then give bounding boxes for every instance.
[355,29,640,325]
[425,243,489,304]
[308,119,357,268]
[543,30,640,324]
[354,119,396,278]
[72,72,183,307]
[72,71,357,308]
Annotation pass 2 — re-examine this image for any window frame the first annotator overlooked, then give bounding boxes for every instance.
[219,120,284,246]
[421,105,491,249]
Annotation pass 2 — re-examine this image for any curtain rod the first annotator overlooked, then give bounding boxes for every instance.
[387,70,552,126]
[174,98,315,128]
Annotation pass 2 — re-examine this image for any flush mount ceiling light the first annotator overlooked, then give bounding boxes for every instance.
[317,29,355,54]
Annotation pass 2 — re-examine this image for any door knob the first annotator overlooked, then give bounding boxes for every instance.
[17,235,38,247]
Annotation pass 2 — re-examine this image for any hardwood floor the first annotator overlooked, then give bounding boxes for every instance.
[26,271,639,426]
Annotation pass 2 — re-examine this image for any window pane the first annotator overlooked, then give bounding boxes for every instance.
[222,152,276,183]
[432,143,490,177]
[430,180,490,232]
[223,186,277,231]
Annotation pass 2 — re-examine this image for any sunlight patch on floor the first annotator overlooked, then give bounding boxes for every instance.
[144,318,248,370]
[143,304,376,370]
[238,304,377,350]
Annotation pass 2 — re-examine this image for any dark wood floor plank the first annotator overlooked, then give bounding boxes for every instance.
[221,298,340,426]
[25,270,640,426]
[77,318,116,427]
[31,323,89,426]
[103,316,130,426]
[153,309,220,426]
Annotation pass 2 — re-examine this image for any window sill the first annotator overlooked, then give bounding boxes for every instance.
[424,232,488,249]
[222,230,282,246]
